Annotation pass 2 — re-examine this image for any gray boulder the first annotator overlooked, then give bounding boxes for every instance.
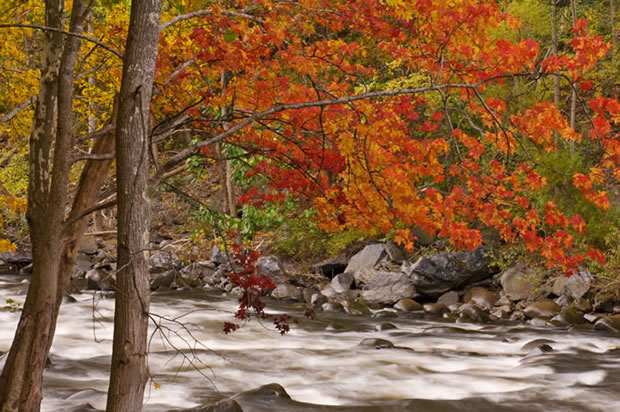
[345,244,388,276]
[330,272,355,293]
[150,270,177,290]
[524,299,561,319]
[271,284,302,301]
[210,245,229,265]
[566,269,592,300]
[500,265,539,301]
[361,271,417,304]
[394,298,423,312]
[464,287,497,311]
[149,250,181,274]
[256,255,288,284]
[403,247,492,297]
[85,268,115,291]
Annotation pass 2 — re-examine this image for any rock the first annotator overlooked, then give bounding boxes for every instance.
[491,305,512,319]
[150,270,177,290]
[523,299,561,319]
[372,310,398,318]
[500,265,539,301]
[330,272,355,293]
[321,302,344,312]
[310,292,328,307]
[85,268,115,291]
[584,313,600,323]
[345,244,388,276]
[319,285,337,299]
[565,269,592,300]
[384,241,407,263]
[464,287,497,311]
[423,302,448,316]
[361,271,417,304]
[182,398,243,412]
[173,265,205,289]
[555,306,586,325]
[523,343,553,359]
[552,276,568,296]
[271,284,302,301]
[210,245,229,265]
[311,255,348,278]
[358,338,394,349]
[594,314,620,333]
[353,268,382,285]
[149,250,181,274]
[457,303,490,323]
[403,247,492,297]
[437,291,460,307]
[376,322,398,331]
[521,339,555,352]
[343,299,371,315]
[256,255,288,284]
[0,252,32,272]
[394,298,423,312]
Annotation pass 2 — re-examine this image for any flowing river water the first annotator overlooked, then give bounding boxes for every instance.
[1,273,620,412]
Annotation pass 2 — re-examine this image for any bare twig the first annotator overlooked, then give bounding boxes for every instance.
[0,23,123,59]
[0,96,35,123]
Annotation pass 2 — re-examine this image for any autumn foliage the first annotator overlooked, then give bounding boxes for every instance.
[154,0,616,272]
[1,0,618,271]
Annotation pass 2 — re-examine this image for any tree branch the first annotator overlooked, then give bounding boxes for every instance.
[0,96,36,123]
[160,8,263,30]
[0,23,123,59]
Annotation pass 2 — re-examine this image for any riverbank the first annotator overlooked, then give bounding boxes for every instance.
[2,238,619,335]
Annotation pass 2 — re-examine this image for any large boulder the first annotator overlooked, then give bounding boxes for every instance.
[330,272,355,293]
[345,244,388,276]
[210,245,229,265]
[524,299,561,319]
[256,255,288,284]
[149,250,181,274]
[361,271,417,304]
[464,287,497,311]
[565,269,592,300]
[85,268,115,291]
[402,247,492,297]
[271,284,302,301]
[500,265,539,301]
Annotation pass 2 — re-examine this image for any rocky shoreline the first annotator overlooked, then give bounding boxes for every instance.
[2,241,620,334]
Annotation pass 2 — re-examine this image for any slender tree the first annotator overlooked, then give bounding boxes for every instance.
[106,0,162,410]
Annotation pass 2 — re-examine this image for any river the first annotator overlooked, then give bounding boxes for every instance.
[1,273,619,411]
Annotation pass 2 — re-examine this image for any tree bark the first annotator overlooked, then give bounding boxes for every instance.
[551,0,561,109]
[106,0,162,410]
[0,1,91,410]
[0,1,65,410]
[569,0,577,131]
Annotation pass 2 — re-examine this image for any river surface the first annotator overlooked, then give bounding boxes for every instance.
[1,273,620,411]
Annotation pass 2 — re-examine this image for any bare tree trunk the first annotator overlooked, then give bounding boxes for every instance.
[220,70,236,216]
[612,0,618,95]
[0,1,65,410]
[569,0,577,131]
[0,3,114,410]
[106,0,162,410]
[551,0,561,109]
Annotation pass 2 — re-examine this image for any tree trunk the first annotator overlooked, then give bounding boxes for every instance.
[551,0,561,109]
[0,3,119,410]
[569,0,577,131]
[0,1,65,410]
[612,0,618,95]
[106,0,162,410]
